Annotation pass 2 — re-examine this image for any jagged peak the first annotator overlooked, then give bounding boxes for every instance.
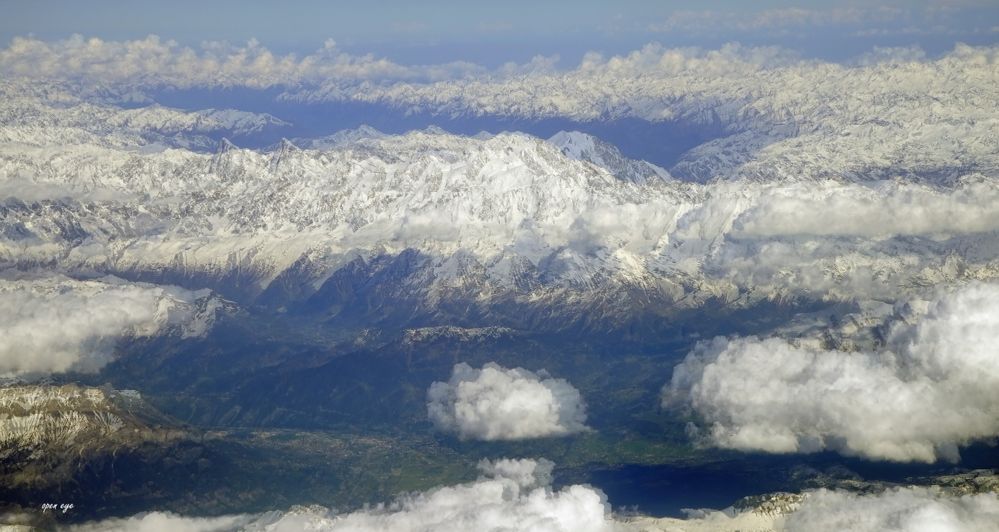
[422,125,449,135]
[353,124,383,136]
[267,138,302,171]
[209,137,243,174]
[548,130,597,146]
[547,130,606,158]
[292,125,386,150]
[216,137,238,154]
[547,130,672,184]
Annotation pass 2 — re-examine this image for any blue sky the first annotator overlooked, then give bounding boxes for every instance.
[2,0,997,65]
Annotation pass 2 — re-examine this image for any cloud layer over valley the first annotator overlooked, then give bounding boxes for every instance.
[0,275,216,376]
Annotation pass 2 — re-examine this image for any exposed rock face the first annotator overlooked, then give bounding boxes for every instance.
[0,385,188,484]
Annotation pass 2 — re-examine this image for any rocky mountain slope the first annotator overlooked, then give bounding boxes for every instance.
[0,385,189,493]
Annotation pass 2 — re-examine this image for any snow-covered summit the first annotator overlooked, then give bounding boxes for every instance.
[293,124,386,150]
[548,130,672,184]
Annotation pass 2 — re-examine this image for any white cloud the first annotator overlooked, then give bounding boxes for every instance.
[427,363,589,440]
[66,512,254,532]
[65,475,999,532]
[0,275,214,376]
[0,35,484,88]
[727,180,999,239]
[664,283,999,462]
[67,458,619,532]
[658,178,999,303]
[854,46,928,66]
[475,456,554,487]
[4,36,998,147]
[250,458,615,532]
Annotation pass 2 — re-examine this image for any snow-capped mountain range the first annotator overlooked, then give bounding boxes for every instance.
[1,83,998,331]
[291,44,999,184]
[0,81,288,150]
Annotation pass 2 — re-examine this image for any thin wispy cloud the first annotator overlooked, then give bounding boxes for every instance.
[0,35,485,88]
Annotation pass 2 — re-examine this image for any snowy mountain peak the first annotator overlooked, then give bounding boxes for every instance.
[293,124,386,150]
[269,138,302,171]
[548,130,672,185]
[548,131,599,158]
[217,137,238,153]
[423,125,449,135]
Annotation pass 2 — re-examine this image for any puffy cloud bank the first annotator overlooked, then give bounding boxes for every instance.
[65,512,254,532]
[0,35,498,88]
[65,476,999,532]
[664,283,999,462]
[0,275,213,376]
[427,363,589,440]
[67,458,618,532]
